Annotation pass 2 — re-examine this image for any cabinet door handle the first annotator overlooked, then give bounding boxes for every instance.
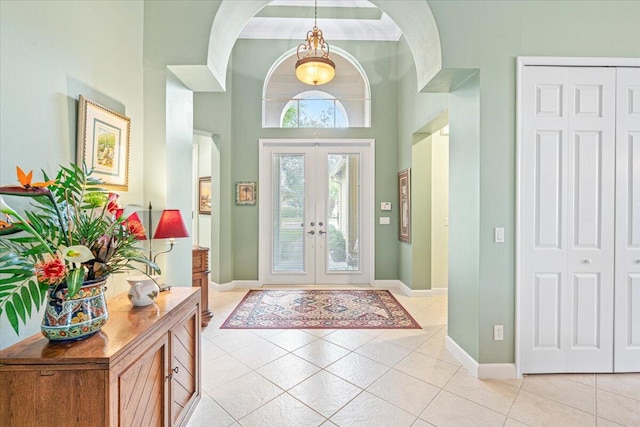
[582,259,592,264]
[165,367,179,382]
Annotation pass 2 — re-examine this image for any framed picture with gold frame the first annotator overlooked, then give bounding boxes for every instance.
[198,176,212,215]
[76,95,130,190]
[398,168,410,242]
[236,181,256,205]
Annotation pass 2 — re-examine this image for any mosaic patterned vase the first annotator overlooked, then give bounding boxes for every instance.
[41,276,109,342]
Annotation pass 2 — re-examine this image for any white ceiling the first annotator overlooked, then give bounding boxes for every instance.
[238,0,402,41]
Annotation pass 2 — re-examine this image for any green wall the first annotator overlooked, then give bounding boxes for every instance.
[411,136,432,290]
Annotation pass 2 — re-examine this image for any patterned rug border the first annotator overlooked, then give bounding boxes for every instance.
[220,289,422,329]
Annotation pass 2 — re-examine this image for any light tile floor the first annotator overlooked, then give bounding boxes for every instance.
[187,289,640,427]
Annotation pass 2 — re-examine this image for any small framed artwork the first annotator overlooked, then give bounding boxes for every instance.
[76,95,130,190]
[398,168,411,242]
[198,176,212,215]
[236,181,257,205]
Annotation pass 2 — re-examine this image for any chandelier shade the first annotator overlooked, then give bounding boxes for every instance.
[295,1,335,86]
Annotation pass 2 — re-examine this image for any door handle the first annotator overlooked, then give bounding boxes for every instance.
[582,259,592,264]
[318,230,326,235]
[308,230,315,235]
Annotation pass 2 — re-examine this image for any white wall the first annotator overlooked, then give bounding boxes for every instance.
[431,129,449,288]
[0,1,145,349]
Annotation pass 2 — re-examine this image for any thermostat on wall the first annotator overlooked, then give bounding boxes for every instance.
[381,202,392,211]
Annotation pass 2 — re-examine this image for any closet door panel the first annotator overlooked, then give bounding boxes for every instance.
[522,66,615,373]
[566,67,616,371]
[614,67,640,372]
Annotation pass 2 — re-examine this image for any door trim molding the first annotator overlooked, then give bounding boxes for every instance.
[515,56,640,377]
[258,138,375,286]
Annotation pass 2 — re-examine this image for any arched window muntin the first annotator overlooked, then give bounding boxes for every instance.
[263,46,371,128]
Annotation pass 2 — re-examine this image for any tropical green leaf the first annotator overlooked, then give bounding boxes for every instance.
[5,301,19,334]
[20,286,32,317]
[66,267,84,297]
[29,280,42,308]
[11,292,26,323]
[0,275,32,285]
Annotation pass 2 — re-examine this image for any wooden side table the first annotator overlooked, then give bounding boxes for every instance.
[192,245,213,326]
[0,288,201,427]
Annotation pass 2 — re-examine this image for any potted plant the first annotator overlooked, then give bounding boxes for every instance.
[0,164,159,341]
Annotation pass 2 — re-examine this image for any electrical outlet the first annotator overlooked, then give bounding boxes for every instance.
[494,325,504,341]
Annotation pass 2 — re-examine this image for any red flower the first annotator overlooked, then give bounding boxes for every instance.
[34,256,67,285]
[106,193,120,215]
[126,220,146,239]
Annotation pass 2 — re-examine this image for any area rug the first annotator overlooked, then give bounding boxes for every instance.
[220,289,421,329]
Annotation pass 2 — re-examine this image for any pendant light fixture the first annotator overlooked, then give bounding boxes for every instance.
[295,0,335,86]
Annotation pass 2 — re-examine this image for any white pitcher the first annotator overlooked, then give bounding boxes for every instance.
[126,275,160,307]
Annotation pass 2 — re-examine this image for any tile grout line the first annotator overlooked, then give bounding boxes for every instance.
[502,374,527,427]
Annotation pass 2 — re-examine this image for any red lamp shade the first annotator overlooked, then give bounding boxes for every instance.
[125,212,147,240]
[153,209,189,239]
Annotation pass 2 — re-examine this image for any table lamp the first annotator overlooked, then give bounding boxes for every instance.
[152,209,190,264]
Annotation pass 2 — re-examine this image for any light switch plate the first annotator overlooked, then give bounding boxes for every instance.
[494,227,505,243]
[380,217,390,225]
[380,202,392,211]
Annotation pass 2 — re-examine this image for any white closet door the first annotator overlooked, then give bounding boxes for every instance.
[521,66,616,373]
[614,67,640,372]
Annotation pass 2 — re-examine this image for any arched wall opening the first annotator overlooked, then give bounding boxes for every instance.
[162,0,483,369]
[206,0,442,93]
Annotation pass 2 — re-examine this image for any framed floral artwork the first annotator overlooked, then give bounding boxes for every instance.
[398,168,410,242]
[236,182,256,205]
[199,176,212,214]
[76,95,130,190]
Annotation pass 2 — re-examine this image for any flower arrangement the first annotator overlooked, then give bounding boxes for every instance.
[0,164,158,334]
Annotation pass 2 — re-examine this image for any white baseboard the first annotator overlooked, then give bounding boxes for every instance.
[209,280,261,291]
[232,280,261,289]
[208,281,234,291]
[445,335,516,379]
[445,335,479,377]
[373,280,411,296]
[373,281,448,297]
[478,363,517,379]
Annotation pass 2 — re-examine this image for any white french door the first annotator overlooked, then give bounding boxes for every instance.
[259,139,373,285]
[519,62,640,374]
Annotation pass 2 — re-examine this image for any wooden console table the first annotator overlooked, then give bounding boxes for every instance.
[0,287,201,427]
[192,245,213,326]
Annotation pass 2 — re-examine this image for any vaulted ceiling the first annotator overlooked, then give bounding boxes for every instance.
[238,0,402,41]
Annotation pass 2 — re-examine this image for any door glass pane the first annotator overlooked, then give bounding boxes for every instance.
[327,154,360,272]
[272,154,305,272]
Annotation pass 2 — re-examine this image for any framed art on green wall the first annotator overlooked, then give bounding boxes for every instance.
[76,95,130,191]
[236,182,256,205]
[398,168,410,242]
[199,176,212,214]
